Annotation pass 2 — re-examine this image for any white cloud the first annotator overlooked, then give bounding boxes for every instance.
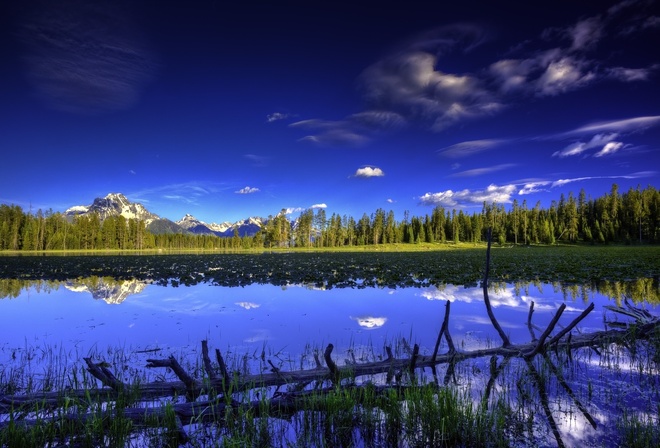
[594,141,624,157]
[606,66,656,82]
[235,186,260,194]
[350,316,387,329]
[568,17,603,50]
[361,49,502,131]
[387,198,395,203]
[236,302,260,310]
[536,57,595,96]
[285,204,327,214]
[489,59,534,93]
[354,166,385,178]
[419,184,516,207]
[553,133,619,157]
[289,3,657,143]
[519,182,551,195]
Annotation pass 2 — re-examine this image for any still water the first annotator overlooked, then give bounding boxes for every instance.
[1,278,659,447]
[1,279,619,363]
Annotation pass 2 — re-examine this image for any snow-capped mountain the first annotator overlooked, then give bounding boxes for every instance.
[64,193,266,237]
[228,217,264,237]
[65,193,160,223]
[175,214,264,237]
[175,214,229,236]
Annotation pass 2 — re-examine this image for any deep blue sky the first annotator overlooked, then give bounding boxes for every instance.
[1,0,659,224]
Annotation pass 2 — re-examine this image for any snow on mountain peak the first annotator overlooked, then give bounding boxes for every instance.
[65,193,159,223]
[64,193,268,237]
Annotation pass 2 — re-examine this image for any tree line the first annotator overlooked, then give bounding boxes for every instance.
[1,184,658,251]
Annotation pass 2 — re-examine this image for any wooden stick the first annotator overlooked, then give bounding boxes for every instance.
[409,344,419,375]
[547,302,595,346]
[324,344,339,381]
[524,304,566,358]
[146,355,199,399]
[215,348,230,385]
[83,358,125,392]
[483,228,511,347]
[432,301,456,360]
[201,340,216,381]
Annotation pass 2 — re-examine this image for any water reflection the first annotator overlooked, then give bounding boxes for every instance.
[1,277,659,447]
[2,277,657,360]
[64,278,148,304]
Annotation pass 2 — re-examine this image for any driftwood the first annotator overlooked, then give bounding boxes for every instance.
[2,230,659,446]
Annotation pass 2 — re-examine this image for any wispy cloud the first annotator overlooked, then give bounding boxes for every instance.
[437,139,506,158]
[291,112,404,147]
[594,141,625,157]
[450,164,516,177]
[266,112,294,123]
[353,166,385,178]
[20,1,156,115]
[310,203,327,209]
[129,182,224,205]
[235,186,260,194]
[520,173,655,193]
[557,116,660,137]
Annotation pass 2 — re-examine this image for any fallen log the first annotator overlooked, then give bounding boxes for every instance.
[2,302,658,423]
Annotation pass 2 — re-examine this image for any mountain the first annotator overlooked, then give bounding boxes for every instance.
[175,214,227,236]
[65,193,160,223]
[65,193,187,234]
[227,217,264,237]
[64,193,265,237]
[175,214,264,237]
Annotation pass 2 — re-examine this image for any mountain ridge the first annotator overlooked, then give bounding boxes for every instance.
[65,193,267,237]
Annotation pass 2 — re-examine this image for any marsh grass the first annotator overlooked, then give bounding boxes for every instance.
[2,330,660,447]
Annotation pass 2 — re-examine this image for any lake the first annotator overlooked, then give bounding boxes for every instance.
[2,275,659,446]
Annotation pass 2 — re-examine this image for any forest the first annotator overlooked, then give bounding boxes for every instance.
[1,184,659,251]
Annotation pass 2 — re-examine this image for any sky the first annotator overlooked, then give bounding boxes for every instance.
[1,0,659,225]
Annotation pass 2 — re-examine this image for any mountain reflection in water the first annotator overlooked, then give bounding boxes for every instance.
[2,276,657,357]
